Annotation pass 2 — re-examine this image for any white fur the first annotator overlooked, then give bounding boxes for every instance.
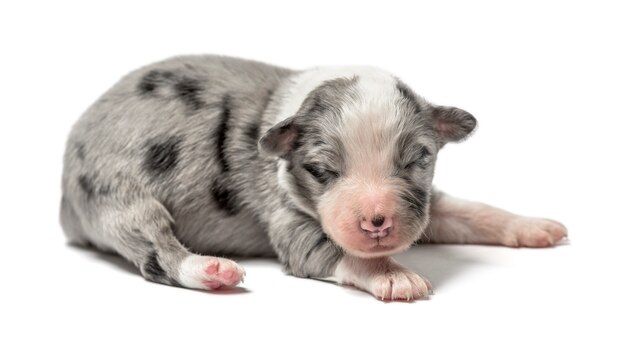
[178,255,245,290]
[276,66,399,123]
[334,255,431,300]
[178,255,209,289]
[428,193,568,247]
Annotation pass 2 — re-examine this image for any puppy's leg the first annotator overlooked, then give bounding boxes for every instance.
[425,191,568,247]
[268,208,430,300]
[89,195,244,290]
[267,208,344,278]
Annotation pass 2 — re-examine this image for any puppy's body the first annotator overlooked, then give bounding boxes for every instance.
[63,56,288,257]
[61,55,567,299]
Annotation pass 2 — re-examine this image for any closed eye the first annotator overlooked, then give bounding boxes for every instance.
[303,163,339,184]
[404,146,432,170]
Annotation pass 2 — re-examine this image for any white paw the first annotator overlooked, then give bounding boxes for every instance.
[335,256,432,301]
[368,267,432,301]
[178,255,246,290]
[504,217,568,247]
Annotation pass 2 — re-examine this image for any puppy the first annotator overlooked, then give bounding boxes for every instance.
[60,55,567,300]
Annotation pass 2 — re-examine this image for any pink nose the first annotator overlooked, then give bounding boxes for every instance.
[360,215,393,239]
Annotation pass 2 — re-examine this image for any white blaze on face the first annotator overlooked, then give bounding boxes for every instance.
[317,73,414,257]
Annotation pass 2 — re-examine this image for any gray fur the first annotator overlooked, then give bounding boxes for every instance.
[60,55,476,288]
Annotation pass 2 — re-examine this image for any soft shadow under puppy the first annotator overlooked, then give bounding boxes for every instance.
[395,244,486,288]
[68,243,140,276]
[66,243,250,295]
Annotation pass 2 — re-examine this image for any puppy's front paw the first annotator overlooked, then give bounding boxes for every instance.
[336,256,431,301]
[368,268,431,301]
[504,217,568,247]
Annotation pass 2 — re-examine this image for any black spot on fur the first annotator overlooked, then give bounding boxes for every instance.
[211,179,239,215]
[78,174,112,200]
[138,71,160,93]
[401,187,428,218]
[174,77,204,110]
[144,136,182,176]
[143,251,167,279]
[98,184,112,196]
[308,95,326,116]
[244,122,260,147]
[78,175,95,199]
[214,95,232,171]
[138,70,174,94]
[245,88,272,152]
[76,143,86,160]
[397,81,421,115]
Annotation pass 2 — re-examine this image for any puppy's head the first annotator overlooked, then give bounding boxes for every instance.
[260,71,476,258]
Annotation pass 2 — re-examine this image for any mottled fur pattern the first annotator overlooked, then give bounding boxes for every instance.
[61,55,567,300]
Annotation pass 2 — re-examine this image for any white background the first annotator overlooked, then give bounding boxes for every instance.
[1,1,625,355]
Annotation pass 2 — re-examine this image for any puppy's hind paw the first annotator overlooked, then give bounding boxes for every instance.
[504,217,568,248]
[178,255,245,290]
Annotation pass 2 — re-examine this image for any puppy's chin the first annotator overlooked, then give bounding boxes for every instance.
[323,224,417,259]
[347,243,411,259]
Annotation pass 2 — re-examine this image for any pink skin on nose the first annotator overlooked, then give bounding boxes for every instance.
[357,192,396,239]
[360,217,393,239]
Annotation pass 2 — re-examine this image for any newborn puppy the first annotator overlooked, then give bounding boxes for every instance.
[60,55,567,300]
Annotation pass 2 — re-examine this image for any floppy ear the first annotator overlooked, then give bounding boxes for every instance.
[431,106,477,143]
[258,116,301,157]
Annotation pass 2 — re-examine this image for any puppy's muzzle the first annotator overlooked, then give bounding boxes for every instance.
[360,214,393,239]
